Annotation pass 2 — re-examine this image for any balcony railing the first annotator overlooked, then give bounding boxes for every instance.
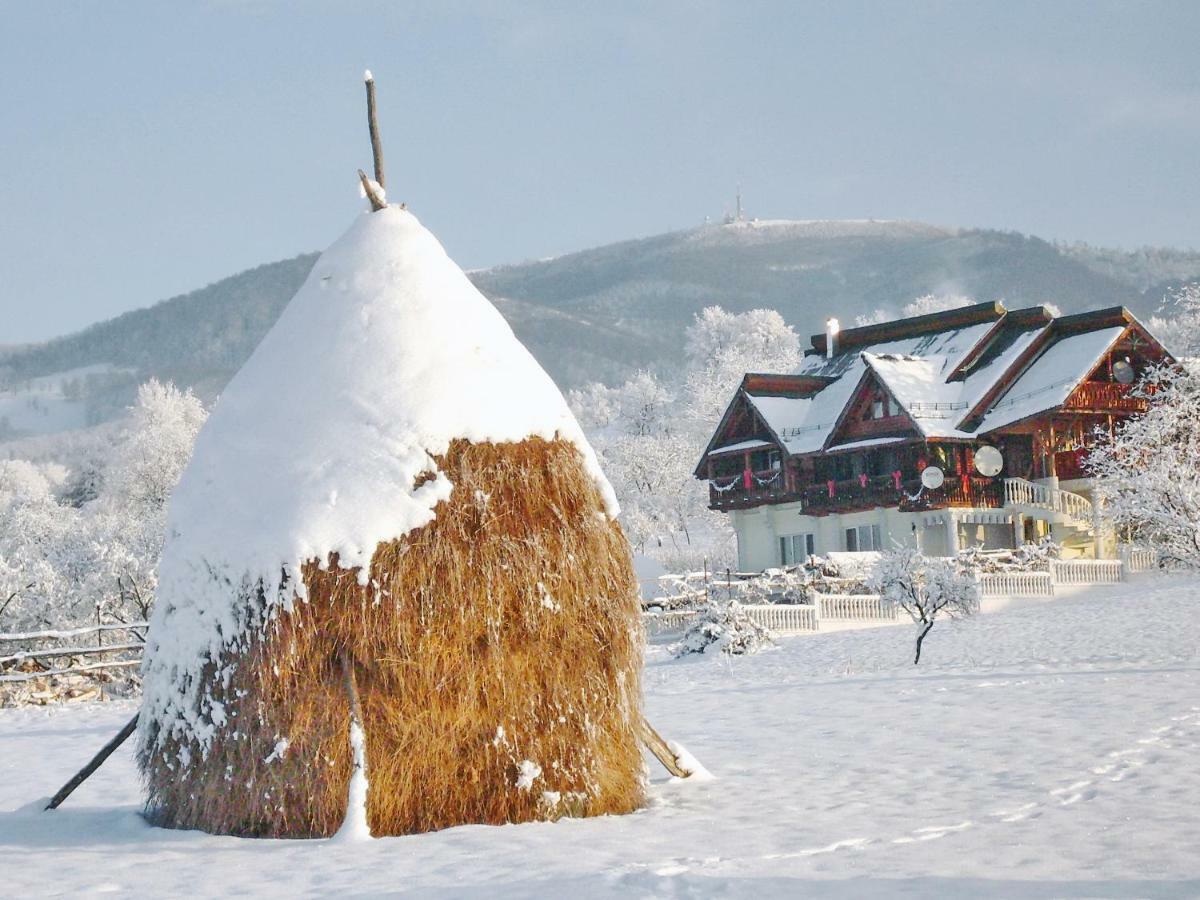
[1063,381,1148,413]
[708,471,1004,514]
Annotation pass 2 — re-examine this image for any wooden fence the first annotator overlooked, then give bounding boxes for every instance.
[0,623,148,684]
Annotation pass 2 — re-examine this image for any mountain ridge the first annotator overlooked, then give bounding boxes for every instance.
[2,218,1198,438]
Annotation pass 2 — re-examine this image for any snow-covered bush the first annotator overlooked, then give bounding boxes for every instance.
[871,548,979,665]
[957,538,1060,574]
[1088,361,1200,568]
[672,598,775,657]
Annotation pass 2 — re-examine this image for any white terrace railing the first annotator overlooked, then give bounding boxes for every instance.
[1049,558,1124,585]
[1120,546,1158,574]
[816,593,897,622]
[741,604,819,634]
[976,571,1054,597]
[0,623,148,684]
[1003,478,1093,525]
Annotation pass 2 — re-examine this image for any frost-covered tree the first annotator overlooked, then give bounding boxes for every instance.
[1154,282,1200,358]
[871,548,979,664]
[0,380,206,633]
[0,460,76,629]
[1088,361,1200,567]
[900,293,974,319]
[86,380,207,624]
[104,379,208,511]
[569,306,794,572]
[683,306,801,426]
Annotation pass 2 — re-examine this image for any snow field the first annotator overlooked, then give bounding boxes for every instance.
[1,576,1198,898]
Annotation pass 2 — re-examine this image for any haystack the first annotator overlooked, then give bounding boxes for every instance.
[136,78,646,837]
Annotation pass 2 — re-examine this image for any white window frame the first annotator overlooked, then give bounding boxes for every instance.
[779,532,815,565]
[844,524,882,552]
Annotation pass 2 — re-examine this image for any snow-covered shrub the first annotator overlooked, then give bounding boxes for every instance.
[672,599,775,657]
[870,548,979,665]
[957,538,1060,574]
[1088,361,1200,568]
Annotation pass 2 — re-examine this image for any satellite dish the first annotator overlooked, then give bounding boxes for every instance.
[1113,360,1135,385]
[920,466,944,490]
[974,445,1004,477]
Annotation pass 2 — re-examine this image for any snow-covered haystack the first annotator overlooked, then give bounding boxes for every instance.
[135,199,645,836]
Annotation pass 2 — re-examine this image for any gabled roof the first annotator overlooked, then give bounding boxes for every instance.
[696,302,1170,476]
[977,326,1126,433]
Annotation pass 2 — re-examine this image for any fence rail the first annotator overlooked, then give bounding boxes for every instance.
[0,622,148,686]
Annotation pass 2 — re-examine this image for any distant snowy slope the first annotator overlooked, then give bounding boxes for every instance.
[2,219,1199,439]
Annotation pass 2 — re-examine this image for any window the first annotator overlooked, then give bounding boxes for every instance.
[872,399,885,419]
[767,450,781,471]
[779,533,815,565]
[844,524,882,552]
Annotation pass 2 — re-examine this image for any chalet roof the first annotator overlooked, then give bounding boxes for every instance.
[697,302,1166,476]
[977,326,1126,432]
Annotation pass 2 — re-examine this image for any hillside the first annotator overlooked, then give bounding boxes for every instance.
[2,219,1199,437]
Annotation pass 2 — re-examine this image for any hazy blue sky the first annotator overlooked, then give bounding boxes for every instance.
[2,1,1198,342]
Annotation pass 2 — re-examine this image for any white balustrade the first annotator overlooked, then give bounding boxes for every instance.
[976,571,1054,597]
[741,604,819,634]
[816,594,897,622]
[1049,559,1123,585]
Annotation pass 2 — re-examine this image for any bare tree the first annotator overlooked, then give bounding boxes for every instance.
[871,548,979,664]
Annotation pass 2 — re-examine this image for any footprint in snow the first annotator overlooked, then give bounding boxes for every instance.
[1051,780,1096,805]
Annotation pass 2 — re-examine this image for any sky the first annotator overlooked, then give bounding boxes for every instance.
[1,0,1198,343]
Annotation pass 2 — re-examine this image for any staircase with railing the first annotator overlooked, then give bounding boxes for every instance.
[1003,477,1094,529]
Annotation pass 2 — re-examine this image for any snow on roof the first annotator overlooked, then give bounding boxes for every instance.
[862,323,1049,439]
[709,438,773,455]
[142,205,615,752]
[978,326,1126,433]
[824,436,911,452]
[748,357,867,454]
[798,320,995,381]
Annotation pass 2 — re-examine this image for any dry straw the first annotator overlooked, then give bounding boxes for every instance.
[139,437,646,837]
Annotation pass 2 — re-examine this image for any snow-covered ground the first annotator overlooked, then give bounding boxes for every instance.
[2,577,1198,898]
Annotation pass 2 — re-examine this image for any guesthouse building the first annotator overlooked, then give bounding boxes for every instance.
[694,302,1169,571]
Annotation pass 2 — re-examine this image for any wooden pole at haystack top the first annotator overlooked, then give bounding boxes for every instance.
[358,70,387,212]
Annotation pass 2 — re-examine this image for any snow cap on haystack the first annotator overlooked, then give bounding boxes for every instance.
[137,75,644,837]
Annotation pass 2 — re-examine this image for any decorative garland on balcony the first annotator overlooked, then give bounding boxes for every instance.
[753,471,781,487]
[709,477,740,493]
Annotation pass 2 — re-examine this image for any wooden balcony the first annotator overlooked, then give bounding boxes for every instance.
[1063,381,1148,413]
[708,472,1004,514]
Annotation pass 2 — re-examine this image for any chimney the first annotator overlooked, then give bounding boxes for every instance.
[825,318,840,359]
